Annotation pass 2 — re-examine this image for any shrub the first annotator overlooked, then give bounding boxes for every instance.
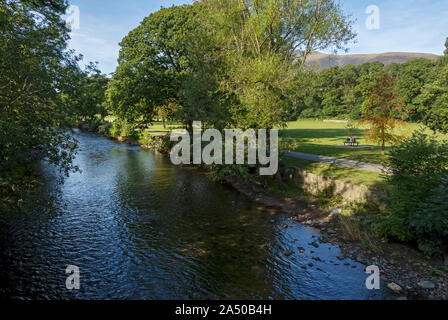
[138,132,171,153]
[109,121,122,138]
[409,179,448,255]
[377,129,448,255]
[299,108,322,119]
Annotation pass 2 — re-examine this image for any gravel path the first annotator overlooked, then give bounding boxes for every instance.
[284,151,390,174]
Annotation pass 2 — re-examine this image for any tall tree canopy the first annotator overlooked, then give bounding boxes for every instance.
[418,39,448,133]
[106,4,203,126]
[0,0,81,174]
[107,0,356,131]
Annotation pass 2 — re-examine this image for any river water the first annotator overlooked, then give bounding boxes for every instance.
[0,131,384,300]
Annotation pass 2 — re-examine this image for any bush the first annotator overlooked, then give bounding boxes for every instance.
[376,129,448,255]
[409,179,448,255]
[109,121,122,138]
[107,120,139,140]
[138,132,171,153]
[299,108,322,119]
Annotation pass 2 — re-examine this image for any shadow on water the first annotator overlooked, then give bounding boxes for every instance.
[0,131,385,300]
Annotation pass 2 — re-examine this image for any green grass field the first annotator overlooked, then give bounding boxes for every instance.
[281,119,447,165]
[278,119,448,186]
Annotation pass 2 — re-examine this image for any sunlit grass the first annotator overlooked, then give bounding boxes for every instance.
[282,156,387,187]
[281,119,448,165]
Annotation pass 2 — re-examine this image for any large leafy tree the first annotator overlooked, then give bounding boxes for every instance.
[106,4,204,127]
[0,0,81,174]
[418,38,448,133]
[395,58,436,121]
[202,0,356,129]
[108,0,356,131]
[70,63,109,121]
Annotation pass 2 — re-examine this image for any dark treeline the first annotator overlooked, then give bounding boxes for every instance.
[295,49,448,134]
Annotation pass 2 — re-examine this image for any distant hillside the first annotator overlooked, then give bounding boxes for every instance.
[306,52,439,70]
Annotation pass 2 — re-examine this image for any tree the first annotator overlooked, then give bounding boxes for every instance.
[0,0,80,175]
[154,99,181,128]
[67,62,109,121]
[360,73,406,155]
[106,4,204,128]
[203,0,356,129]
[418,64,448,133]
[395,58,436,121]
[417,39,448,133]
[379,130,448,255]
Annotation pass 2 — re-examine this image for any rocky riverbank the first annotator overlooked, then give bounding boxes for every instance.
[224,176,448,300]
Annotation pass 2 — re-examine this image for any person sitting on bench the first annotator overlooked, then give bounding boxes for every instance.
[344,137,359,146]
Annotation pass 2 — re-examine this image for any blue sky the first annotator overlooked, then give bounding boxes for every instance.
[66,0,448,74]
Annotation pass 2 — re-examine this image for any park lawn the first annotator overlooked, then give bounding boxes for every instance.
[147,121,183,132]
[103,116,181,133]
[281,119,448,165]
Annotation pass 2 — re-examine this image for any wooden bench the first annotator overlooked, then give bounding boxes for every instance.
[344,138,359,147]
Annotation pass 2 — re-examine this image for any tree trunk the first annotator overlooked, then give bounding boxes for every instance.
[186,120,193,136]
[382,140,385,155]
[162,116,166,129]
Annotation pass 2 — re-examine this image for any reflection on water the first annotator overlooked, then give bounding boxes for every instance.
[0,131,384,299]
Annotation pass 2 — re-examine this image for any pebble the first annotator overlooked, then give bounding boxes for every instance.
[418,281,436,289]
[283,250,293,257]
[387,282,402,293]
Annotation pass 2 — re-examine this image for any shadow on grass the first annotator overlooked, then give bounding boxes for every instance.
[280,128,390,164]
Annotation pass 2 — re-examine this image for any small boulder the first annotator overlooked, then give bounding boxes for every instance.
[329,208,342,216]
[387,282,402,293]
[418,281,436,290]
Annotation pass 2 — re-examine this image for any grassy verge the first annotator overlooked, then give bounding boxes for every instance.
[281,119,448,165]
[282,156,386,187]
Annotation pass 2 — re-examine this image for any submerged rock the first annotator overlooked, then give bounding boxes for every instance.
[310,241,319,248]
[283,250,293,257]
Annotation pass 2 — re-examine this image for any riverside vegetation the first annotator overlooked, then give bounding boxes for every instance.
[1,0,448,296]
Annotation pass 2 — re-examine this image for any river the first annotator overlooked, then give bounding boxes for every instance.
[0,130,384,299]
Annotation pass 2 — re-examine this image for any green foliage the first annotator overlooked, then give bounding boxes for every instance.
[138,132,172,154]
[410,179,448,255]
[0,0,88,210]
[299,108,322,119]
[376,129,448,255]
[395,59,436,121]
[360,73,406,154]
[107,120,138,140]
[107,0,356,133]
[109,121,122,139]
[106,4,203,124]
[418,64,448,134]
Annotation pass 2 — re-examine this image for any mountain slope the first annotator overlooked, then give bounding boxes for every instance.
[306,52,439,70]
